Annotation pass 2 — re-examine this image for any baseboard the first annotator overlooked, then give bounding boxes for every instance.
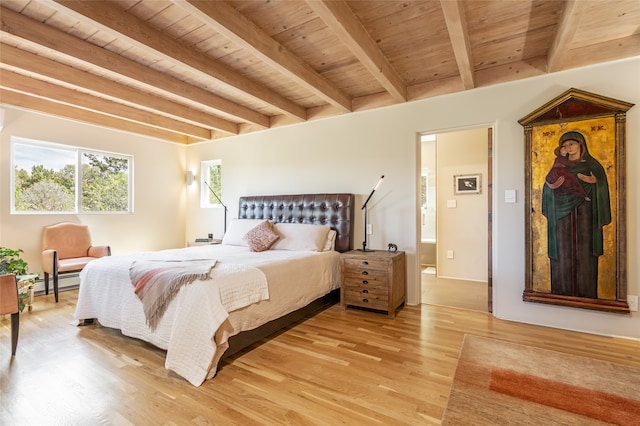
[31,273,81,295]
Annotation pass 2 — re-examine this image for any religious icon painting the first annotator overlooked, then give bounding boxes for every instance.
[519,88,634,313]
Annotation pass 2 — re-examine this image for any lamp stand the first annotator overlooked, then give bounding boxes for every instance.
[358,175,384,252]
[360,204,373,252]
[204,180,228,235]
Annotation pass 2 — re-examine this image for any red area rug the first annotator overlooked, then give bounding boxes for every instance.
[442,335,640,425]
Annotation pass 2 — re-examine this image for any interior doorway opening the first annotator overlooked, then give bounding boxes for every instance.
[418,127,492,312]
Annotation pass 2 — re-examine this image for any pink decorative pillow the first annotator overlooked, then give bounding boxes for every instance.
[242,220,279,252]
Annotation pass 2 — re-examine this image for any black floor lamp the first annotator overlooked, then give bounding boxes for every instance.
[204,180,228,235]
[359,175,384,252]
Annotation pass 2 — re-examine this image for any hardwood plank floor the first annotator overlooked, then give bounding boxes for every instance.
[421,268,488,312]
[2,289,640,425]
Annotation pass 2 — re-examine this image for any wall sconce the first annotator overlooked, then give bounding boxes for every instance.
[186,170,195,186]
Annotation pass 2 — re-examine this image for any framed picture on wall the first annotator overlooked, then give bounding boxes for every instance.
[519,88,634,313]
[454,174,481,195]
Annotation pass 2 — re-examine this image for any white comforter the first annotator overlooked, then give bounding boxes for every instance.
[74,244,340,386]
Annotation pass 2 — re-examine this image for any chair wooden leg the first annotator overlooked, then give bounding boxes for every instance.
[11,312,19,356]
[53,271,59,303]
[44,272,49,295]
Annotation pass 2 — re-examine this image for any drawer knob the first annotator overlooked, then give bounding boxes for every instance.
[362,298,369,303]
[362,280,368,284]
[362,271,368,275]
[362,261,369,265]
[362,289,369,294]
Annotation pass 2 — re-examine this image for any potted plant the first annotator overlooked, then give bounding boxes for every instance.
[0,246,36,312]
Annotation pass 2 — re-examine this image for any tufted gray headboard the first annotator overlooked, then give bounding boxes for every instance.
[238,193,354,252]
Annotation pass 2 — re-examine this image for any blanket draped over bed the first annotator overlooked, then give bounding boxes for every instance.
[129,259,218,330]
[75,247,271,386]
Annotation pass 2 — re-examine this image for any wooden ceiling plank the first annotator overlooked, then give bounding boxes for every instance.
[0,89,191,144]
[547,0,586,73]
[439,0,475,90]
[563,33,640,71]
[475,57,548,88]
[172,0,352,113]
[0,6,268,128]
[407,75,465,102]
[306,0,406,103]
[46,0,307,121]
[0,41,237,135]
[0,68,211,140]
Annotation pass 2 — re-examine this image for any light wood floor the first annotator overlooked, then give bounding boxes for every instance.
[421,269,488,312]
[2,290,640,425]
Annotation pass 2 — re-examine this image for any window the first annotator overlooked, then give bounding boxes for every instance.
[11,137,132,214]
[420,171,428,208]
[200,160,222,208]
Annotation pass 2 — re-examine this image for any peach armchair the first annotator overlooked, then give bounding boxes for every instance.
[0,273,19,355]
[41,222,110,303]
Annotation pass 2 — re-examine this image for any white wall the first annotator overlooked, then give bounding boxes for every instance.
[0,108,188,292]
[437,128,488,282]
[187,57,640,340]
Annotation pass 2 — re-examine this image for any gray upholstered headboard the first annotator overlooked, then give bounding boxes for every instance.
[238,193,354,253]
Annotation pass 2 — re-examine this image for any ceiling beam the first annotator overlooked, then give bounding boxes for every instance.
[48,0,307,121]
[547,0,586,72]
[0,89,194,144]
[306,0,406,103]
[0,6,268,129]
[439,0,475,90]
[0,69,211,141]
[0,43,235,136]
[174,0,353,113]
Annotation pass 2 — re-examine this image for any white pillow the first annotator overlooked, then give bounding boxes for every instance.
[222,219,269,246]
[270,223,331,252]
[323,229,337,251]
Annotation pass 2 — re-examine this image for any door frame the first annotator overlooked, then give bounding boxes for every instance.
[417,125,494,312]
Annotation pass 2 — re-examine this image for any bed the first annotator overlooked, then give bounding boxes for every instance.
[74,193,354,386]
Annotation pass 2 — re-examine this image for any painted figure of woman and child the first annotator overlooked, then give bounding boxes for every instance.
[541,131,611,299]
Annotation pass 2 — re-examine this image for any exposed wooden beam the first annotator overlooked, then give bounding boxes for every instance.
[306,0,406,103]
[48,0,307,121]
[0,68,211,141]
[0,89,193,144]
[547,0,586,72]
[0,43,235,136]
[0,6,268,129]
[173,0,352,113]
[439,0,475,90]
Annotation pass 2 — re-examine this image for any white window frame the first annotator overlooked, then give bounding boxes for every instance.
[10,137,133,214]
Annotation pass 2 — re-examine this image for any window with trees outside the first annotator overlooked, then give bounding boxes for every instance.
[200,160,222,208]
[11,137,133,214]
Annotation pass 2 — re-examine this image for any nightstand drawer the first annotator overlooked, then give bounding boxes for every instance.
[342,269,388,283]
[343,290,389,311]
[342,278,389,294]
[341,257,389,272]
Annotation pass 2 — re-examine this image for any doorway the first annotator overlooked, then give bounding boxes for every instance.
[419,127,492,312]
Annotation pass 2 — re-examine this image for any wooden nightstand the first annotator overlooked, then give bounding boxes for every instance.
[340,250,406,318]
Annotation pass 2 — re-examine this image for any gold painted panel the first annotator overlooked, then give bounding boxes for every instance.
[530,118,617,299]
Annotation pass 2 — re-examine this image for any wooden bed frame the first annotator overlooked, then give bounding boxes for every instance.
[221,193,354,359]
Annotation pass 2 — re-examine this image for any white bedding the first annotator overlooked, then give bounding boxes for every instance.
[74,244,340,386]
